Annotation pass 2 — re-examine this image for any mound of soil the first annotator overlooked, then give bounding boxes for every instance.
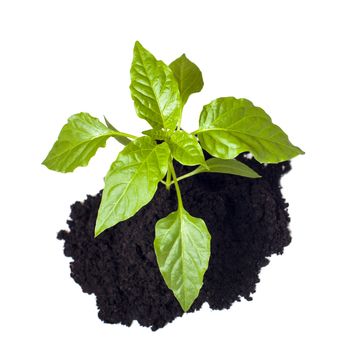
[57,155,292,331]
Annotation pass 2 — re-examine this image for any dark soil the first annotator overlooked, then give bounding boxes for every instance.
[57,155,292,331]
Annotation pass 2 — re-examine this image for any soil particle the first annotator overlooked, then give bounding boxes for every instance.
[57,155,292,330]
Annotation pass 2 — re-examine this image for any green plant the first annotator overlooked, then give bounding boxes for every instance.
[43,41,304,312]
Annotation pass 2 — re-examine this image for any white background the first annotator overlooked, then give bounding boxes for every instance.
[1,0,349,349]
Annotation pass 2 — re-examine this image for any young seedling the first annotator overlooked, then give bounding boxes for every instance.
[43,41,304,312]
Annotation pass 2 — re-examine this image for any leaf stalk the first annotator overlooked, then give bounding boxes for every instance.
[112,131,138,139]
[165,159,173,190]
[169,161,183,210]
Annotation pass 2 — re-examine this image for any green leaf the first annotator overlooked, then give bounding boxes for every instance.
[104,116,130,146]
[168,130,206,166]
[191,158,261,178]
[95,136,170,236]
[42,113,116,173]
[154,208,211,312]
[197,97,304,163]
[130,41,182,130]
[142,129,169,141]
[169,54,204,105]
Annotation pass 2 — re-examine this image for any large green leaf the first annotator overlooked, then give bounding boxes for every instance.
[197,97,304,163]
[130,41,182,130]
[104,116,131,146]
[178,158,261,181]
[95,137,170,236]
[168,130,206,166]
[42,113,117,173]
[169,54,204,105]
[154,208,211,312]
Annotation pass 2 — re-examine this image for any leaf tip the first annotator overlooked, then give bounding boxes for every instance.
[179,301,191,313]
[94,225,103,238]
[134,40,143,51]
[289,145,305,160]
[250,168,262,178]
[94,215,104,238]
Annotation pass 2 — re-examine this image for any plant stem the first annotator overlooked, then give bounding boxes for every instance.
[169,161,183,211]
[112,131,138,139]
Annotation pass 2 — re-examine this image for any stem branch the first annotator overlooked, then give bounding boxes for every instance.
[164,168,202,187]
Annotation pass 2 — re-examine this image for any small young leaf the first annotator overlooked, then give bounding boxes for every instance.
[154,208,211,312]
[95,137,170,237]
[142,129,169,141]
[104,116,131,146]
[193,158,261,178]
[168,130,206,166]
[42,113,116,173]
[197,97,304,163]
[130,41,182,130]
[169,54,204,105]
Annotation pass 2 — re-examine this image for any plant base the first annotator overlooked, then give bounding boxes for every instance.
[58,156,292,331]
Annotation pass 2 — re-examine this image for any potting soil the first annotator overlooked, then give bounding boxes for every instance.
[58,155,292,330]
